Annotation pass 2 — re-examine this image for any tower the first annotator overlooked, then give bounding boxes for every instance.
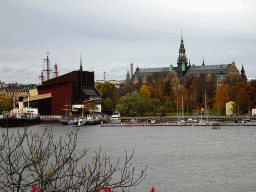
[217,65,225,91]
[80,52,83,71]
[43,53,52,81]
[241,64,247,80]
[80,53,83,88]
[53,63,59,78]
[125,70,131,83]
[130,63,133,79]
[39,72,44,85]
[177,31,188,76]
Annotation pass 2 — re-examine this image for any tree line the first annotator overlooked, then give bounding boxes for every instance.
[96,72,256,116]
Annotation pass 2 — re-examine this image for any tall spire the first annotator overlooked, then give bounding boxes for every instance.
[177,31,187,73]
[241,64,246,80]
[80,52,83,71]
[80,52,83,88]
[202,57,205,66]
[241,64,245,73]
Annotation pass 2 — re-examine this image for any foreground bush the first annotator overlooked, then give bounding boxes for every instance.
[0,127,147,192]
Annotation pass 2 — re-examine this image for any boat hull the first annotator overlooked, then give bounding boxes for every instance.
[0,117,41,127]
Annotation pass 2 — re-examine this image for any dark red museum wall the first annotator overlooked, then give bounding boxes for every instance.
[38,81,73,114]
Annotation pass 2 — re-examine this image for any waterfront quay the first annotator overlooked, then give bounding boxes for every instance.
[120,115,255,123]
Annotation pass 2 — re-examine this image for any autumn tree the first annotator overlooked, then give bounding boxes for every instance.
[184,74,194,90]
[225,73,244,87]
[139,85,151,99]
[213,84,230,114]
[163,72,178,99]
[0,97,13,114]
[249,79,256,90]
[96,82,116,99]
[188,75,206,108]
[205,74,216,108]
[231,87,250,114]
[83,102,99,114]
[149,72,168,99]
[229,83,256,114]
[174,87,190,114]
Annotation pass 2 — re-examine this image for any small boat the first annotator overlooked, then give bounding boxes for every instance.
[110,112,121,124]
[130,119,136,124]
[199,119,209,125]
[245,116,250,121]
[177,119,186,125]
[78,117,87,126]
[62,118,78,125]
[147,118,156,124]
[241,119,247,123]
[68,119,78,125]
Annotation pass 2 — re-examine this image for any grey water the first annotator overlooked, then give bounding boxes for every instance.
[1,124,256,192]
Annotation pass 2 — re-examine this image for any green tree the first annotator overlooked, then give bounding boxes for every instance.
[102,97,114,111]
[117,92,142,116]
[163,99,174,113]
[116,96,129,116]
[0,97,13,114]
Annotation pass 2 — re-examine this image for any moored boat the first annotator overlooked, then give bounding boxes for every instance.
[0,97,40,127]
[78,117,87,126]
[62,118,78,125]
[110,112,121,124]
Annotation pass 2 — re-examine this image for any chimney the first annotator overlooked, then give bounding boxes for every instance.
[19,96,24,110]
[130,63,133,79]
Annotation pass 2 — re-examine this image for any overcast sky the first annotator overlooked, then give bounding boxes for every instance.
[1,0,256,84]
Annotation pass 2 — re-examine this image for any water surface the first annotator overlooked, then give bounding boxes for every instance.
[1,124,256,191]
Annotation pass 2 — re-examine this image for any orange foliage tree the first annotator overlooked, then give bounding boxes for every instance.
[230,83,256,114]
[213,84,230,114]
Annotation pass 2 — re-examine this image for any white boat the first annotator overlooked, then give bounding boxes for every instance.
[78,117,87,126]
[147,118,157,124]
[199,120,209,125]
[110,112,121,124]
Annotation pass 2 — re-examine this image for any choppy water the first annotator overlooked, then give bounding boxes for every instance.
[1,124,256,191]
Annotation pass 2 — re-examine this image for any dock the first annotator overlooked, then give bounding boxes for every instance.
[101,123,192,127]
[101,122,256,127]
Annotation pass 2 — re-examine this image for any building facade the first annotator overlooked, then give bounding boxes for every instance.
[130,35,246,87]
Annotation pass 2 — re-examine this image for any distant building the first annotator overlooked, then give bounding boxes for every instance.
[95,80,125,89]
[130,34,246,87]
[0,83,37,107]
[252,108,256,116]
[27,57,101,116]
[226,101,235,116]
